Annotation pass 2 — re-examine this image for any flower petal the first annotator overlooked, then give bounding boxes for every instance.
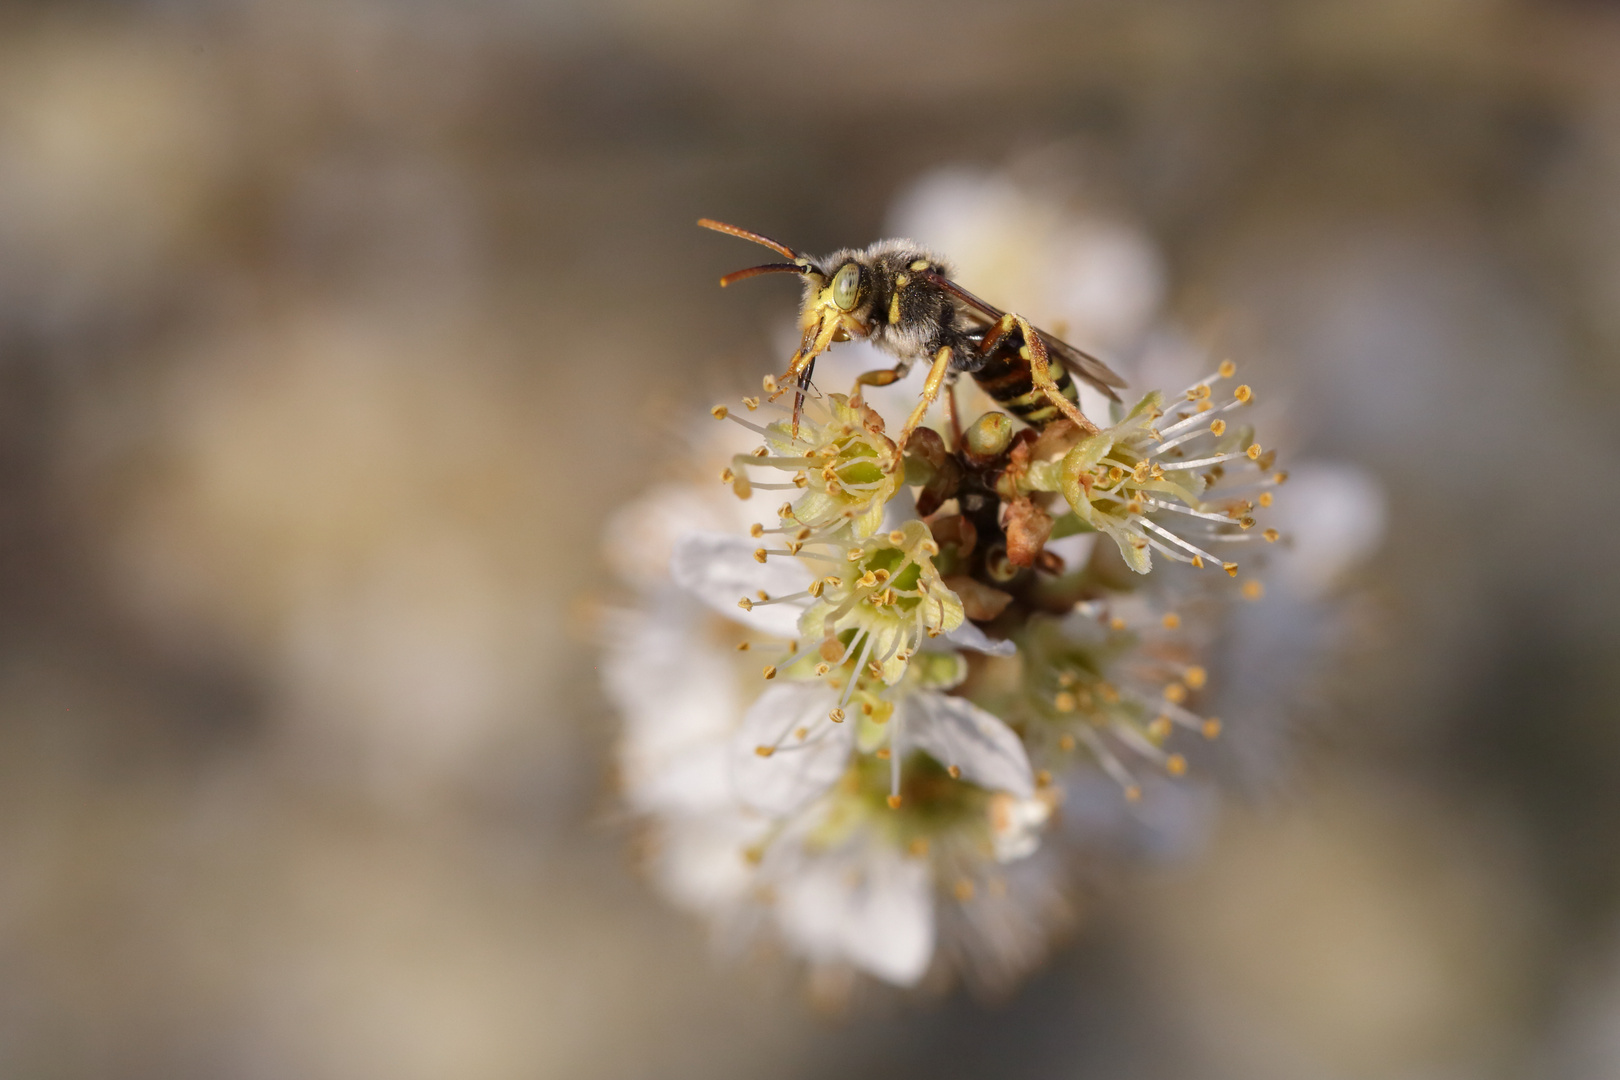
[941,619,1017,657]
[729,682,854,816]
[775,844,935,986]
[670,532,814,639]
[905,692,1035,798]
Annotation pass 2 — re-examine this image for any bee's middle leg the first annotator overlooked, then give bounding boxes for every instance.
[895,346,954,456]
[850,362,908,405]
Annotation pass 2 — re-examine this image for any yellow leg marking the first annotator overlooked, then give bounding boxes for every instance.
[896,346,953,454]
[1014,315,1099,436]
[851,366,903,405]
[773,316,840,401]
[776,315,842,436]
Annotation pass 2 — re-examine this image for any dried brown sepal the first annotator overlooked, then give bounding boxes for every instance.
[993,429,1041,502]
[1003,496,1054,568]
[925,513,978,562]
[1027,418,1085,463]
[905,426,962,516]
[1034,548,1066,575]
[944,574,1014,621]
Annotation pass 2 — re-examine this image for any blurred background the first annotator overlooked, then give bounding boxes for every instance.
[2,0,1619,1076]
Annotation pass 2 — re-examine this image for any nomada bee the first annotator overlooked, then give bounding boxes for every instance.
[699,218,1128,452]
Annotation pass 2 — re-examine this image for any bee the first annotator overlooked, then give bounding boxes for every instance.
[699,218,1128,450]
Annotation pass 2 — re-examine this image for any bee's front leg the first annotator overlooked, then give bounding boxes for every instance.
[894,346,955,457]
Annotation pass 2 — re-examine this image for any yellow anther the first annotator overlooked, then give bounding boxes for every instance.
[1196,400,1213,413]
[875,747,890,759]
[1108,466,1124,483]
[862,702,874,716]
[743,396,760,410]
[1273,471,1289,485]
[1242,580,1265,600]
[720,467,735,483]
[1166,754,1188,777]
[859,571,878,588]
[753,548,768,564]
[762,374,779,394]
[814,663,830,676]
[1109,616,1126,631]
[1263,528,1280,543]
[908,838,930,857]
[1184,666,1207,689]
[1054,692,1076,713]
[711,404,729,419]
[779,501,795,518]
[1148,717,1172,740]
[762,666,778,679]
[1210,419,1227,437]
[1058,733,1076,751]
[829,708,845,723]
[1238,516,1256,530]
[749,523,765,538]
[1223,562,1239,577]
[888,530,906,545]
[737,598,754,611]
[1099,683,1120,704]
[807,580,825,598]
[795,727,809,740]
[846,548,863,562]
[1218,360,1236,378]
[1258,492,1273,508]
[954,879,976,901]
[1192,556,1205,569]
[1202,717,1223,739]
[754,746,774,758]
[736,641,750,651]
[1197,383,1213,400]
[752,446,769,458]
[1162,613,1181,630]
[1246,443,1262,460]
[947,765,962,779]
[887,794,903,809]
[1164,682,1188,705]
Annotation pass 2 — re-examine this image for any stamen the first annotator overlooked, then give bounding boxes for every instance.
[1138,518,1225,568]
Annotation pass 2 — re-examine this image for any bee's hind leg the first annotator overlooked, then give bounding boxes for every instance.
[1013,314,1100,436]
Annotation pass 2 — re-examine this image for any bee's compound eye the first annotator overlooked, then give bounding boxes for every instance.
[831,263,860,310]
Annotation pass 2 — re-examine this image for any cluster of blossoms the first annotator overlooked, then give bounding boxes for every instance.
[604,355,1287,995]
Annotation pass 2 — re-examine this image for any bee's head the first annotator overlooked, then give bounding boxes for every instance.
[697,219,871,369]
[797,254,871,346]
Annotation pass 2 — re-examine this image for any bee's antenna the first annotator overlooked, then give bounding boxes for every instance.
[697,219,805,261]
[718,262,813,288]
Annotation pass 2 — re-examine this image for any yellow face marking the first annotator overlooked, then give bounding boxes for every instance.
[888,291,901,324]
[895,273,909,287]
[909,259,930,271]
